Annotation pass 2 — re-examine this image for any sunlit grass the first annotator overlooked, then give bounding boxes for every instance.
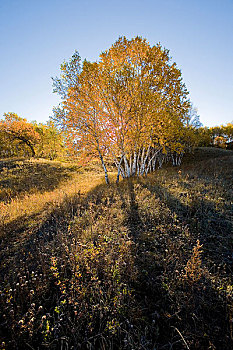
[0,148,232,349]
[0,158,116,235]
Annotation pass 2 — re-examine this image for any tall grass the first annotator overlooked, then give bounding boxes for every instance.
[0,148,232,349]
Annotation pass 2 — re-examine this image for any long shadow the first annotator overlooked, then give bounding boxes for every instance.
[0,158,79,202]
[0,180,143,349]
[117,179,144,236]
[137,178,233,269]
[0,173,232,349]
[0,181,111,283]
[116,174,232,282]
[122,177,232,349]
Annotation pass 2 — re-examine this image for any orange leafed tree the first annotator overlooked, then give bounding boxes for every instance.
[53,37,191,183]
[53,57,112,183]
[0,112,40,157]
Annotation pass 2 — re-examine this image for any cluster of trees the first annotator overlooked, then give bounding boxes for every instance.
[196,123,233,149]
[52,37,197,183]
[2,37,230,180]
[0,112,65,159]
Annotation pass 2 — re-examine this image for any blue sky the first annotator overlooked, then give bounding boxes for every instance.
[0,0,232,127]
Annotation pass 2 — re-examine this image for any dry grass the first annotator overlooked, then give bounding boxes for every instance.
[0,148,232,350]
[0,158,114,235]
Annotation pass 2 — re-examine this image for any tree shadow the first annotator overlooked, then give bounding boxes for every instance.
[0,172,232,349]
[137,177,233,269]
[0,158,79,202]
[0,181,111,282]
[122,177,232,349]
[116,179,144,237]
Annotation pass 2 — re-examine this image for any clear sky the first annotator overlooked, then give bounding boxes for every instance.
[0,0,233,127]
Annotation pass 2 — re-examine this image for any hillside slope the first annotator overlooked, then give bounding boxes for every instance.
[0,148,232,349]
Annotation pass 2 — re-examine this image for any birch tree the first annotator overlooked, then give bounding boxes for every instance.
[53,37,191,181]
[53,58,111,183]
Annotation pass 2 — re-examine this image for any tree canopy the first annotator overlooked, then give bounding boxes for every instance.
[0,113,66,159]
[196,122,233,148]
[0,113,40,157]
[53,37,192,182]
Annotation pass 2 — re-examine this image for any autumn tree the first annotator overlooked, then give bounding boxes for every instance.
[34,121,66,159]
[53,37,191,182]
[210,123,233,148]
[195,122,233,148]
[0,113,40,157]
[52,53,112,183]
[223,122,233,142]
[0,129,20,157]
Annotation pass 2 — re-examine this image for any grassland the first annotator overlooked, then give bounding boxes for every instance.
[0,148,232,349]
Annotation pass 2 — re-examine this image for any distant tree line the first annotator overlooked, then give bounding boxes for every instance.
[0,112,66,159]
[195,123,233,149]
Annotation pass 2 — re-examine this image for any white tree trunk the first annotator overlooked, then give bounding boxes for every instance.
[132,150,137,176]
[116,156,124,183]
[124,156,130,177]
[97,148,109,184]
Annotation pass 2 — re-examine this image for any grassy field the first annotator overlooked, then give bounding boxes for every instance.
[0,148,232,349]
